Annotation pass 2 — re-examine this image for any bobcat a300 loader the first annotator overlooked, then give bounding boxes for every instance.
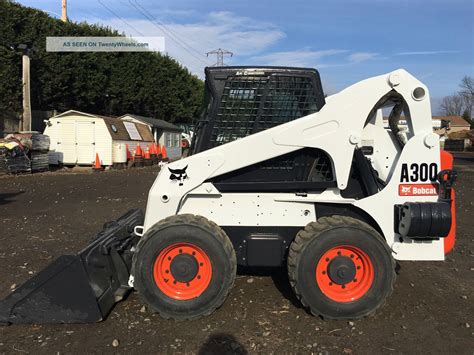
[0,67,456,323]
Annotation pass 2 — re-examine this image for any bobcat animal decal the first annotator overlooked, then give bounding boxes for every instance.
[169,165,188,186]
[400,186,411,194]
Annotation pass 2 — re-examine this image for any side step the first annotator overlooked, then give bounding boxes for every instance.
[0,209,144,325]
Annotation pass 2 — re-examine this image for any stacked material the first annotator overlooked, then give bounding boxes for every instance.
[0,132,50,174]
[0,141,31,174]
[30,151,49,172]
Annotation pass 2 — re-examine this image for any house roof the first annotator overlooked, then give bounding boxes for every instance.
[101,117,154,142]
[51,110,154,142]
[120,114,182,132]
[54,109,98,119]
[448,129,474,140]
[432,116,471,127]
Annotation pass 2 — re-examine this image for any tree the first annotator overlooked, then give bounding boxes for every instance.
[459,75,473,122]
[0,0,204,125]
[439,76,474,128]
[440,94,464,116]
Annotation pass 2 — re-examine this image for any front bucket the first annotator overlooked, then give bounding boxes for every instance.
[0,208,144,324]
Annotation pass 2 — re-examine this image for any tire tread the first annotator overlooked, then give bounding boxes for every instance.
[133,214,236,320]
[287,215,396,319]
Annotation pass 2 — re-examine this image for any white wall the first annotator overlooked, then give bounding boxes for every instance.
[158,130,182,160]
[95,120,113,165]
[45,115,113,165]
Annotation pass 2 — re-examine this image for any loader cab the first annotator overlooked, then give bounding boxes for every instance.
[191,67,333,193]
[191,66,326,154]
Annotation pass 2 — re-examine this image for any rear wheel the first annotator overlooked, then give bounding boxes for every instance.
[132,214,236,320]
[288,215,395,319]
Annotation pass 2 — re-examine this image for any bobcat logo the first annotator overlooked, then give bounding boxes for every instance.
[169,165,188,186]
[401,186,411,194]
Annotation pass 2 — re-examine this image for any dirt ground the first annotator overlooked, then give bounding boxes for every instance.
[0,154,473,354]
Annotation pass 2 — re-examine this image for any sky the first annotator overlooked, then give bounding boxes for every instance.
[16,0,474,113]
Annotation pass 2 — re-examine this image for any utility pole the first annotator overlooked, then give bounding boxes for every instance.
[61,0,67,22]
[18,44,31,132]
[206,48,233,66]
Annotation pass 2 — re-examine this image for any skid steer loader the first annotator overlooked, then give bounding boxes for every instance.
[0,67,457,324]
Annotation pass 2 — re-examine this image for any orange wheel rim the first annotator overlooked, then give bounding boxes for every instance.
[316,245,374,302]
[153,243,212,300]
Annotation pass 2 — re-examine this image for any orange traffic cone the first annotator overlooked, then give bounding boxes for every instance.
[144,146,153,166]
[149,143,158,165]
[135,143,143,158]
[126,144,132,161]
[93,153,103,171]
[161,145,168,161]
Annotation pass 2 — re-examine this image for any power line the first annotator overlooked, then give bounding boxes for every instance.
[127,0,212,67]
[131,0,210,61]
[206,48,233,66]
[97,0,145,36]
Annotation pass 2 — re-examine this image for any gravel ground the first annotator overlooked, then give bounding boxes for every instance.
[0,155,473,354]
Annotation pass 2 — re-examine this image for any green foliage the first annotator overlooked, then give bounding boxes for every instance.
[0,0,204,123]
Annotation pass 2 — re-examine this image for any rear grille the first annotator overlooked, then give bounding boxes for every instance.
[212,148,334,186]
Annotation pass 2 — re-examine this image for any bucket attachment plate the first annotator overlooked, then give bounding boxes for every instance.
[0,208,144,325]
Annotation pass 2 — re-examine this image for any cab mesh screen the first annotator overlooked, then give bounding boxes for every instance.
[209,74,321,147]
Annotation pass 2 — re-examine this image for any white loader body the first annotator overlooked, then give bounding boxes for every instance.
[143,69,445,261]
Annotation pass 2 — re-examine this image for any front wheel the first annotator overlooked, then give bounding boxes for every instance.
[132,214,236,320]
[287,215,395,319]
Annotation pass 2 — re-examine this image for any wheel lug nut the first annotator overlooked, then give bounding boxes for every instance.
[173,280,177,284]
[325,258,330,262]
[197,275,201,279]
[342,285,346,289]
[192,251,196,255]
[329,282,333,286]
[353,278,357,282]
[322,271,326,275]
[168,256,172,261]
[350,254,354,258]
[200,262,204,266]
[337,251,342,256]
[357,266,361,270]
[186,282,190,287]
[165,270,169,273]
[179,249,183,253]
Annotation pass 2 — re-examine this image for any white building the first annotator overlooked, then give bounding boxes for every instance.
[44,110,154,166]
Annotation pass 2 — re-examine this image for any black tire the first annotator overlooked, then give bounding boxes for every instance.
[287,215,396,319]
[132,214,236,320]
